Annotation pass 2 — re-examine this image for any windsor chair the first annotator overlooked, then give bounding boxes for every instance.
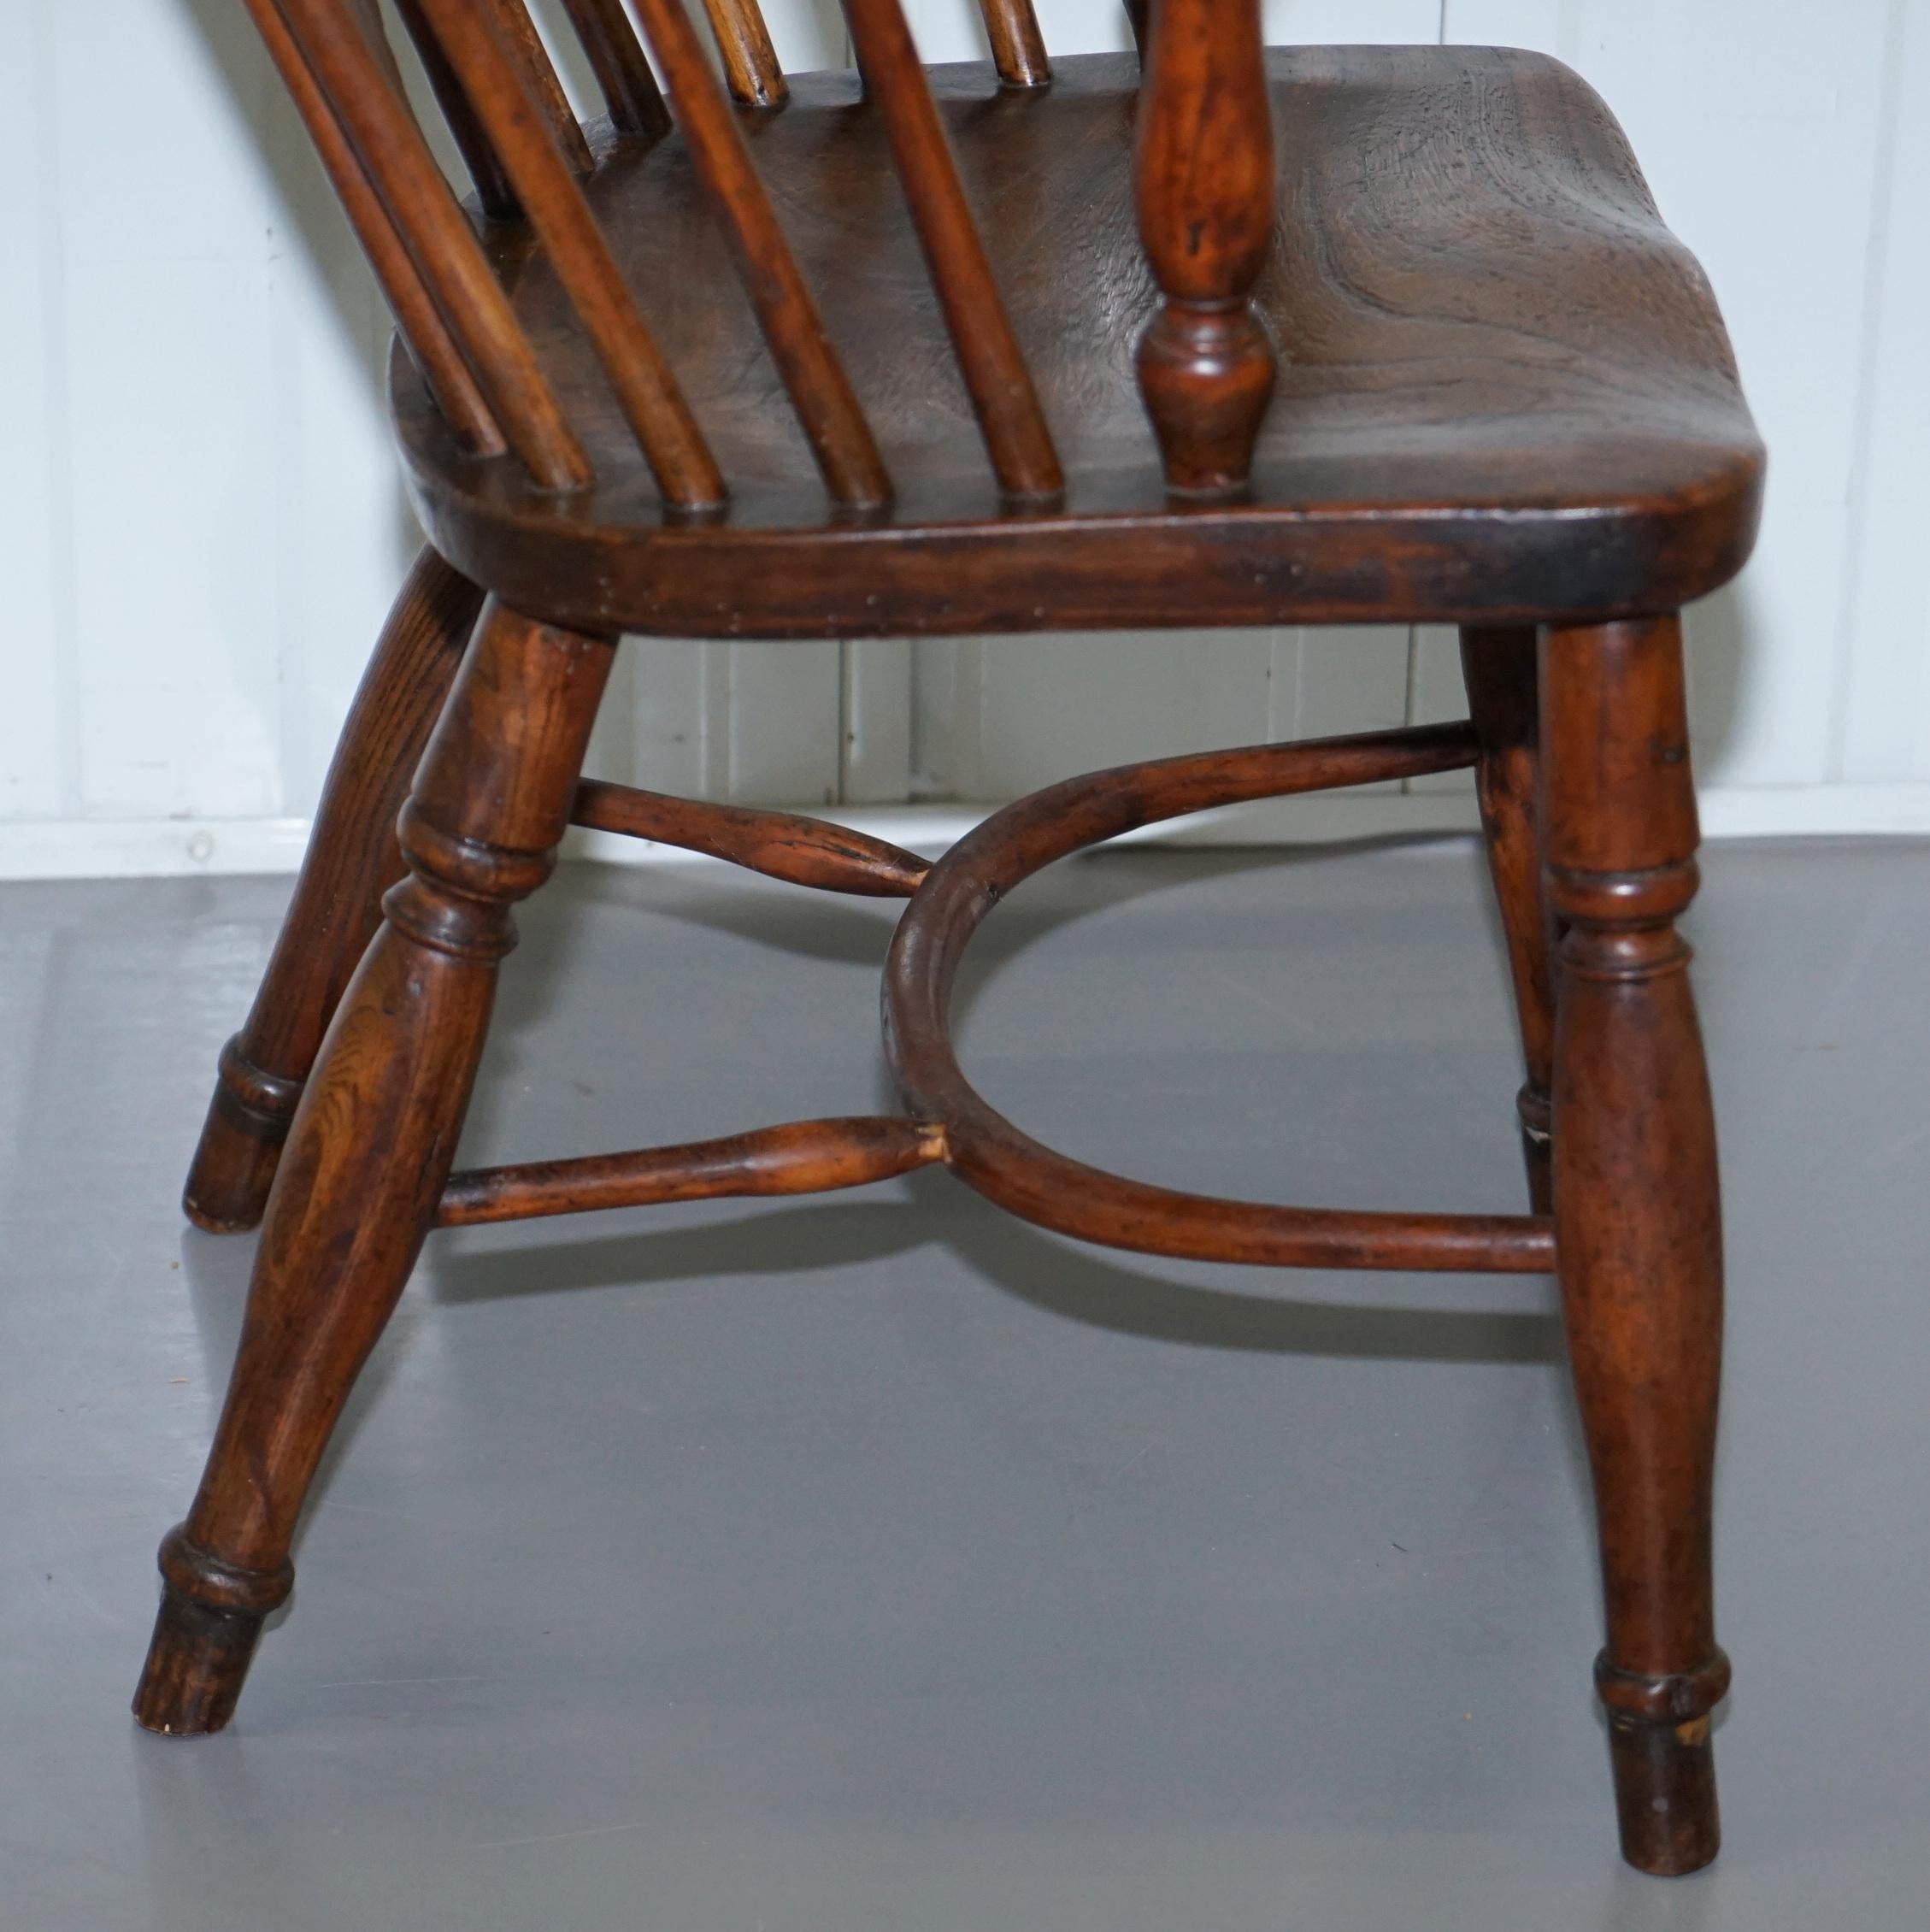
[134,0,1762,1879]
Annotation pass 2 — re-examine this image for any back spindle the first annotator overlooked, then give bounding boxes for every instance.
[556,0,673,138]
[245,0,503,451]
[273,0,592,488]
[628,0,889,506]
[841,0,1063,500]
[391,0,521,217]
[978,0,1050,87]
[411,0,725,509]
[482,0,597,174]
[1133,0,1277,494]
[699,0,789,109]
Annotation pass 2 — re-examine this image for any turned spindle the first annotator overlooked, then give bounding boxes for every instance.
[1133,0,1276,495]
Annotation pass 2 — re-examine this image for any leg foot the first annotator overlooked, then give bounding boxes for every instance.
[131,1526,293,1736]
[182,1041,308,1233]
[182,549,483,1232]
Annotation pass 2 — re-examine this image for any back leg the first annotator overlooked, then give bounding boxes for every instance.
[136,601,615,1734]
[1461,625,1557,1213]
[184,549,485,1232]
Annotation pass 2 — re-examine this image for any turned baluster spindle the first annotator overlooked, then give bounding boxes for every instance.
[1133,0,1277,495]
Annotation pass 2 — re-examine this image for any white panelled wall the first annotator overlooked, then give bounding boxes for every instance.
[3,0,1927,877]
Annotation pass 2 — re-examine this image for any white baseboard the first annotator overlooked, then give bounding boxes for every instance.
[5,785,1929,882]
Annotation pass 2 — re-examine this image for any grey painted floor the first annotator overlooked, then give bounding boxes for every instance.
[2,839,1925,1929]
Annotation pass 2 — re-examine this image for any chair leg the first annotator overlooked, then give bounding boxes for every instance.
[182,548,485,1234]
[135,602,614,1735]
[1541,616,1727,1876]
[1461,625,1556,1213]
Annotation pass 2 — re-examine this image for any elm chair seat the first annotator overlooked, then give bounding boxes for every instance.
[403,48,1763,639]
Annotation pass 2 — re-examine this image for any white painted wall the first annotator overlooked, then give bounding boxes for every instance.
[3,0,1926,879]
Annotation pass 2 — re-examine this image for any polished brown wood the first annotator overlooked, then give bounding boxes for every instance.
[138,600,613,1735]
[629,0,891,508]
[885,722,1556,1275]
[979,0,1050,88]
[412,0,723,507]
[839,0,1064,500]
[150,9,1761,1875]
[438,1116,946,1226]
[277,0,591,487]
[183,549,485,1232]
[1133,0,1277,494]
[1543,616,1727,1876]
[247,0,501,451]
[395,53,1760,636]
[698,0,788,109]
[571,780,928,896]
[556,0,672,138]
[483,0,596,175]
[1462,626,1557,1212]
[391,0,521,217]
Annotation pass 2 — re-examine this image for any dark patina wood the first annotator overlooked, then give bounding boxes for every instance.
[146,0,1756,1877]
[1543,616,1728,1876]
[1461,626,1557,1214]
[183,549,484,1232]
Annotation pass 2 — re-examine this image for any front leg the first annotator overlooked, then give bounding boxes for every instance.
[1543,616,1727,1875]
[135,602,613,1735]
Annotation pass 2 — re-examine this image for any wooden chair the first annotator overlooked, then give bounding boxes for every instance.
[133,0,1762,1877]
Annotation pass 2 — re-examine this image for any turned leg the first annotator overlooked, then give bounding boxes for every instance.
[1542,616,1727,1876]
[1461,625,1556,1213]
[183,548,485,1233]
[135,602,613,1735]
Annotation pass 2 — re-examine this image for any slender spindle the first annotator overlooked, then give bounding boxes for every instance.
[245,0,502,451]
[572,781,926,894]
[274,0,591,489]
[556,0,672,137]
[390,0,521,217]
[978,0,1049,87]
[841,0,1062,500]
[628,0,890,507]
[698,0,788,109]
[483,0,597,174]
[1133,0,1277,494]
[413,0,726,510]
[438,1117,947,1227]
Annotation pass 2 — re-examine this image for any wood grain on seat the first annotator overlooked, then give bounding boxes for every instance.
[397,49,1762,639]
